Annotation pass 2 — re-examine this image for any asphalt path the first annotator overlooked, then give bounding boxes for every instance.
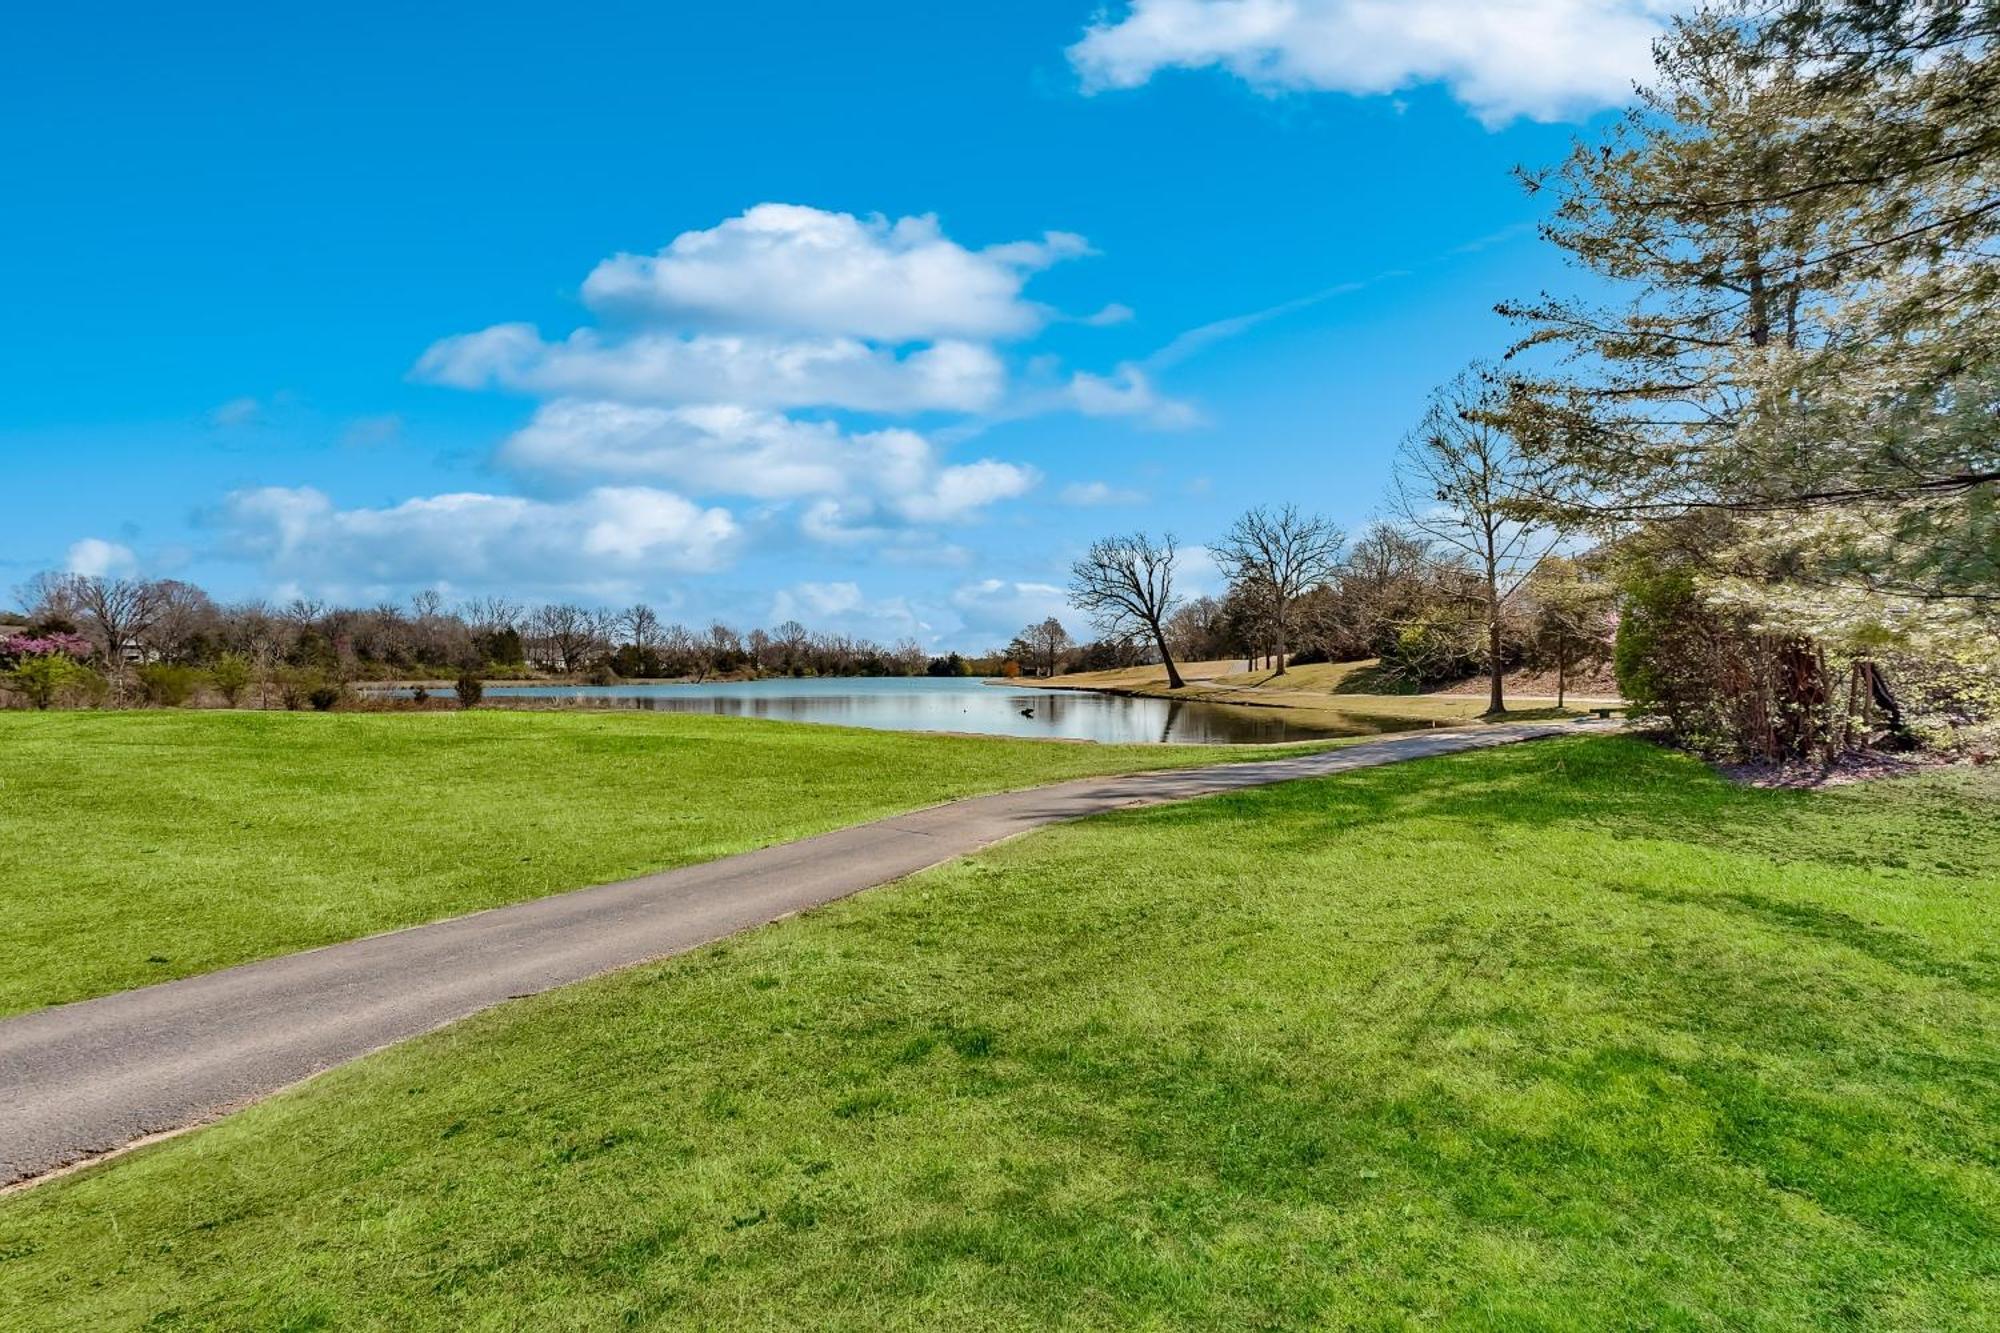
[0,717,1605,1186]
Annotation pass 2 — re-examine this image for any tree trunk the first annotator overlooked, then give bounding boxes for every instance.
[1152,624,1186,690]
[1486,620,1505,715]
[1556,635,1567,708]
[1483,551,1504,716]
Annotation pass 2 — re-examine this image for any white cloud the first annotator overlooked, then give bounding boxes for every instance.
[1066,364,1200,427]
[216,485,738,588]
[499,400,1038,535]
[415,323,1004,414]
[208,396,261,428]
[769,580,929,641]
[949,578,1075,638]
[1060,480,1150,507]
[1173,542,1228,597]
[582,203,1089,343]
[384,202,1174,594]
[1069,0,1670,125]
[66,537,138,578]
[772,580,868,620]
[1078,302,1136,327]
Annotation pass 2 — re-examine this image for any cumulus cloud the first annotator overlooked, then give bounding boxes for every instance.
[583,203,1088,343]
[768,580,929,642]
[1059,480,1149,507]
[390,201,1169,585]
[415,323,1005,414]
[499,400,1037,534]
[949,578,1074,638]
[1069,0,1670,125]
[216,484,738,588]
[66,537,138,578]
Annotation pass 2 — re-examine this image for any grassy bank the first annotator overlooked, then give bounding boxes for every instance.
[1025,657,1608,729]
[4,737,1994,1327]
[0,710,1343,1015]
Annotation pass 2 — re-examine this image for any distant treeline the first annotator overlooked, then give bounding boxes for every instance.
[2,572,1039,708]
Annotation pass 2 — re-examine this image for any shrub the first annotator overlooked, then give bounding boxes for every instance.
[1377,612,1481,688]
[136,663,202,707]
[306,683,343,711]
[275,670,310,711]
[411,686,430,705]
[584,661,617,686]
[210,653,252,706]
[5,654,96,709]
[455,672,484,708]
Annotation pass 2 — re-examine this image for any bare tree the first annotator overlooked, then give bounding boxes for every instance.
[660,622,702,679]
[458,596,521,635]
[1392,367,1565,714]
[619,603,662,651]
[525,603,601,672]
[772,619,811,671]
[282,597,327,633]
[1164,595,1228,663]
[64,575,165,679]
[1068,532,1187,689]
[139,579,218,663]
[16,571,81,628]
[1017,617,1073,677]
[890,638,928,676]
[1214,505,1344,676]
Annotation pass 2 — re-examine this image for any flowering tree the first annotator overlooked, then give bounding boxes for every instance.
[0,632,92,665]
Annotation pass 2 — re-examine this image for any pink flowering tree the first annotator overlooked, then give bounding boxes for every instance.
[1,632,93,665]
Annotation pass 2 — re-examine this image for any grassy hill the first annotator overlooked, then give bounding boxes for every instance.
[4,737,1993,1328]
[0,710,1345,1014]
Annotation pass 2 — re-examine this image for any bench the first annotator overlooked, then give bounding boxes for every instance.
[1591,707,1618,720]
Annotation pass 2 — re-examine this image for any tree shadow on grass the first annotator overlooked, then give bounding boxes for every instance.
[1143,735,2000,885]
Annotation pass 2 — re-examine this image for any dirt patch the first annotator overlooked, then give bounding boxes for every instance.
[1715,748,1975,789]
[1431,665,1622,700]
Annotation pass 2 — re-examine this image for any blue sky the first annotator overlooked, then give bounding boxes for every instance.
[1,1,1667,647]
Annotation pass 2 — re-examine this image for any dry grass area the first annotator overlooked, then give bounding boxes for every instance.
[1025,658,1612,728]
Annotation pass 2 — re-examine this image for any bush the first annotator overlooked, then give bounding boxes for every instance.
[307,683,343,712]
[275,670,311,711]
[5,654,96,709]
[210,653,252,706]
[455,672,484,708]
[136,663,203,708]
[1377,612,1481,688]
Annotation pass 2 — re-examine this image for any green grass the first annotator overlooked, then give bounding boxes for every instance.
[0,710,1344,1015]
[4,736,1995,1328]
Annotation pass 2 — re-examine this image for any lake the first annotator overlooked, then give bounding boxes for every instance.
[428,677,1366,745]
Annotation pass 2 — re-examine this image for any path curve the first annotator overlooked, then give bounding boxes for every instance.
[0,719,1603,1185]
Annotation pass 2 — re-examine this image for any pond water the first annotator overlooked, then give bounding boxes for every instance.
[413,676,1367,745]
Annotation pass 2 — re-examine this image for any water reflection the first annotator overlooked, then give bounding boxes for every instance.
[404,677,1367,745]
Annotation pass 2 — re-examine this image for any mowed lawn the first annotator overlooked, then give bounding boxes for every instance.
[0,710,1340,1015]
[3,737,1995,1328]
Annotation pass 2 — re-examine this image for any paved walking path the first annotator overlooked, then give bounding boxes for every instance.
[0,718,1606,1186]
